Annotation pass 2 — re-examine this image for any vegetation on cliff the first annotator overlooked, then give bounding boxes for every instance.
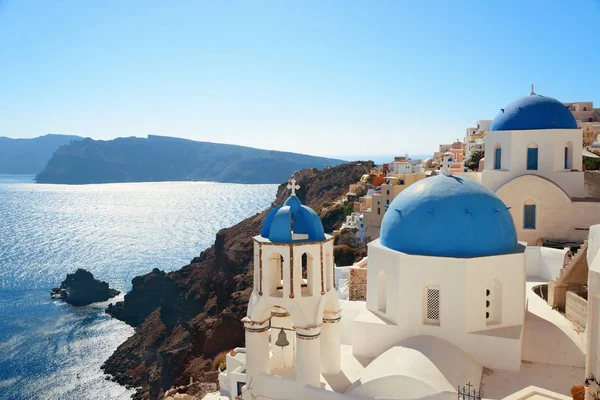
[35,135,344,184]
[102,161,373,399]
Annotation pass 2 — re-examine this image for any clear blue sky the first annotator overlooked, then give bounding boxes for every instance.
[1,0,599,157]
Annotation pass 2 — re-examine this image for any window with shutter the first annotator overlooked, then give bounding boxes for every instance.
[527,147,538,170]
[494,147,502,170]
[524,204,536,229]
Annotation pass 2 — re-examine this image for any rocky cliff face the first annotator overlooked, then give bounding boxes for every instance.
[102,161,373,399]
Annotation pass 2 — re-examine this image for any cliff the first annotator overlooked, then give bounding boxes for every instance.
[35,135,345,184]
[0,134,83,174]
[102,161,373,399]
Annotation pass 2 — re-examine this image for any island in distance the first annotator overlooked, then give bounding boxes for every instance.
[36,135,345,184]
[0,134,83,174]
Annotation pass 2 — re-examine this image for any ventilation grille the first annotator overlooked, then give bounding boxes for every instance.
[426,288,440,322]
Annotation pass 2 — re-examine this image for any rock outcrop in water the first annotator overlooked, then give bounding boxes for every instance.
[102,161,373,399]
[51,268,120,306]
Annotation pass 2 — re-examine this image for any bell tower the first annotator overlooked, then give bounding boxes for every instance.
[243,179,342,388]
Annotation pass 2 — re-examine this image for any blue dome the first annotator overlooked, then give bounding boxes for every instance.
[490,94,578,131]
[261,195,325,243]
[380,175,518,258]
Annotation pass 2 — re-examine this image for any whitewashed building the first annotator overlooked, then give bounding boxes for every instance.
[341,212,367,240]
[465,120,491,160]
[205,175,594,400]
[481,87,600,244]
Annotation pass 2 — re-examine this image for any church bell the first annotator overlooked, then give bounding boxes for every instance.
[275,328,289,348]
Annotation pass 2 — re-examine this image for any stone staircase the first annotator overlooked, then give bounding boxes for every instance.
[559,240,587,278]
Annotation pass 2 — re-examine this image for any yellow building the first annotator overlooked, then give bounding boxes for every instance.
[362,173,426,239]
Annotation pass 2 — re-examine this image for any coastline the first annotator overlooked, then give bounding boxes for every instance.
[100,162,372,399]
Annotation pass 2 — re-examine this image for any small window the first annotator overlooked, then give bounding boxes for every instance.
[494,147,502,170]
[527,146,538,170]
[378,271,387,313]
[589,118,594,122]
[386,199,389,205]
[386,189,390,195]
[400,179,405,185]
[424,285,440,325]
[377,208,380,215]
[584,107,588,111]
[237,381,246,396]
[565,142,573,170]
[524,204,536,229]
[486,280,502,326]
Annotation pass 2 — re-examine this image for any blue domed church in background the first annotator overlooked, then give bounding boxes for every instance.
[480,87,600,246]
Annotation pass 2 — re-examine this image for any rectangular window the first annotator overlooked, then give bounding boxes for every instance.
[494,147,501,170]
[564,147,569,170]
[424,286,440,325]
[524,204,536,229]
[377,208,380,215]
[386,190,390,195]
[527,148,538,170]
[237,381,246,396]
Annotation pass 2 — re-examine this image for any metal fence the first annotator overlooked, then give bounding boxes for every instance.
[458,382,481,400]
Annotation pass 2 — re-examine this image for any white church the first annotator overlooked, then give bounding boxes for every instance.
[481,87,600,245]
[202,91,600,400]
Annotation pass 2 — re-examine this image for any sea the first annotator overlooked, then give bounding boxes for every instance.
[0,175,277,400]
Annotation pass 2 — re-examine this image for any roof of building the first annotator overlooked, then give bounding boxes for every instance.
[379,174,518,258]
[261,195,325,243]
[490,93,578,132]
[345,345,456,399]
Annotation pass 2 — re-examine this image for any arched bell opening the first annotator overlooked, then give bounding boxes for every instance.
[269,306,297,378]
[301,252,314,297]
[268,252,285,297]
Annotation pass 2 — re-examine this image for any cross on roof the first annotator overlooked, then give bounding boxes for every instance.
[287,178,300,196]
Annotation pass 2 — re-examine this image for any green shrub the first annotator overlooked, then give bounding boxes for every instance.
[584,156,600,171]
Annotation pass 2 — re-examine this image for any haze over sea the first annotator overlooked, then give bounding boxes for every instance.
[0,175,277,399]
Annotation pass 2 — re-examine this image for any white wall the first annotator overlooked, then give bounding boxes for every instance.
[495,175,600,245]
[359,240,525,370]
[525,246,568,280]
[483,129,584,198]
[587,225,600,266]
[586,226,600,386]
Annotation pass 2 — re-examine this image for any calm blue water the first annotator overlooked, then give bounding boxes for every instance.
[0,175,277,399]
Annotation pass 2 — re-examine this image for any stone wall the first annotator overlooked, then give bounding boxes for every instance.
[565,290,587,331]
[585,171,600,198]
[348,267,367,301]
